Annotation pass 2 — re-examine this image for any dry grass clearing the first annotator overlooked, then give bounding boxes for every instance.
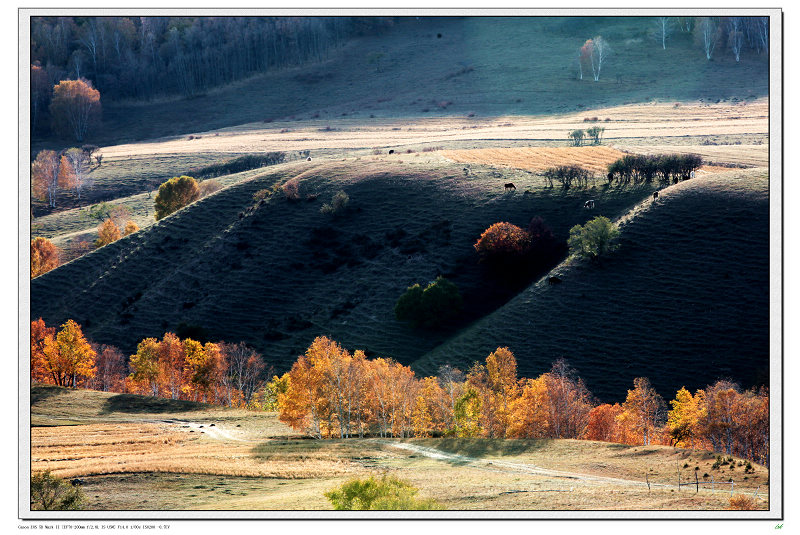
[440,146,627,174]
[96,100,768,159]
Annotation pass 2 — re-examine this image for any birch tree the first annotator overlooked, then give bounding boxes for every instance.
[654,17,674,50]
[32,150,61,208]
[727,17,744,62]
[589,36,610,81]
[695,17,720,60]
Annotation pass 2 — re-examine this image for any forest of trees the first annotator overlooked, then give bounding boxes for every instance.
[30,16,396,134]
[30,320,770,466]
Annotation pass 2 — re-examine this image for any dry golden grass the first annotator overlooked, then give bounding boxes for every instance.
[440,146,627,174]
[31,423,366,480]
[96,99,767,159]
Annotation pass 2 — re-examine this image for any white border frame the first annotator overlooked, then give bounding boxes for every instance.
[18,7,783,522]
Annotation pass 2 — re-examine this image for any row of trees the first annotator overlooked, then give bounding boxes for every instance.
[31,319,274,408]
[276,336,769,465]
[607,153,703,184]
[29,322,769,465]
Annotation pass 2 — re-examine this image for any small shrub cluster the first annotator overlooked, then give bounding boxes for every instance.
[568,129,586,146]
[568,216,620,261]
[252,189,270,203]
[394,276,462,329]
[320,190,350,215]
[154,176,200,220]
[543,165,594,189]
[727,494,757,511]
[607,154,702,184]
[198,179,222,198]
[30,471,84,510]
[191,153,286,179]
[325,475,444,510]
[282,178,301,201]
[586,126,605,144]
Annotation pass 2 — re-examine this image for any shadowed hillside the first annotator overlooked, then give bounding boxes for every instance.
[31,157,658,373]
[413,169,770,401]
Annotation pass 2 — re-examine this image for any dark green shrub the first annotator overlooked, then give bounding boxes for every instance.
[542,165,593,189]
[395,276,462,328]
[31,471,85,510]
[325,475,443,510]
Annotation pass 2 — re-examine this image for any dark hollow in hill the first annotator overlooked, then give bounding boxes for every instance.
[413,170,770,403]
[30,159,656,373]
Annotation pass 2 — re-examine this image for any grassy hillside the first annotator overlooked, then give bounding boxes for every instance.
[36,17,767,149]
[413,168,770,401]
[30,385,769,511]
[31,156,658,376]
[31,154,769,403]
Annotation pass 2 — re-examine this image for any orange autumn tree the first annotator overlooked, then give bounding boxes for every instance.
[540,359,594,439]
[40,319,96,387]
[49,78,101,142]
[31,237,60,278]
[509,375,551,438]
[31,318,56,383]
[584,403,626,443]
[95,218,121,247]
[279,336,335,438]
[158,332,186,400]
[618,377,667,446]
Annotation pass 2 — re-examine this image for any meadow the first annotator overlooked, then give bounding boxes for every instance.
[30,385,769,511]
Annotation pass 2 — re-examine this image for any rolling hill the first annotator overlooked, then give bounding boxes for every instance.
[30,151,769,402]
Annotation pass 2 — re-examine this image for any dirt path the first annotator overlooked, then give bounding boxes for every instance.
[388,442,648,488]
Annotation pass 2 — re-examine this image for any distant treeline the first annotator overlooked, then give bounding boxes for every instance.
[30,16,397,128]
[607,153,703,184]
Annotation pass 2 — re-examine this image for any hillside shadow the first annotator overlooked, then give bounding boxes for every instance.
[414,437,552,459]
[30,384,67,405]
[100,394,207,414]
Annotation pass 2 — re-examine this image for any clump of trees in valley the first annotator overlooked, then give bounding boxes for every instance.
[394,276,462,328]
[474,217,563,278]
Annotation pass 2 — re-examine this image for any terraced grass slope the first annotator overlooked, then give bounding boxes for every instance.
[413,169,770,402]
[30,157,657,374]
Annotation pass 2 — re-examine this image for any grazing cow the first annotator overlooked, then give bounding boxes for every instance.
[463,167,471,176]
[548,276,562,285]
[584,199,595,209]
[653,191,659,200]
[504,183,516,191]
[307,157,312,161]
[389,149,395,154]
[690,170,696,178]
[70,478,85,486]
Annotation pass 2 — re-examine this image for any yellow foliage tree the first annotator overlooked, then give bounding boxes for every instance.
[41,320,96,387]
[123,220,139,236]
[31,237,60,278]
[95,218,121,247]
